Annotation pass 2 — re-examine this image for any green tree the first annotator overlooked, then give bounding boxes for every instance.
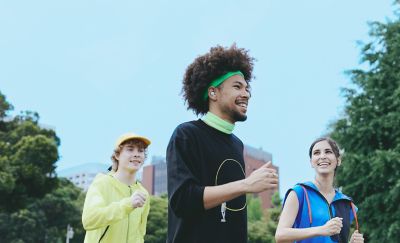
[0,179,85,243]
[145,195,168,243]
[247,194,263,222]
[38,179,86,243]
[330,8,400,242]
[0,91,13,118]
[248,220,270,243]
[265,192,281,241]
[0,91,85,243]
[247,192,281,243]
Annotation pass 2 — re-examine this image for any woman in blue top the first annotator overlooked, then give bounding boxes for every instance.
[275,137,364,243]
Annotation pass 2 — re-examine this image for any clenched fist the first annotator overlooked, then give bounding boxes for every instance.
[350,230,364,243]
[131,191,147,208]
[320,217,343,236]
[244,161,278,193]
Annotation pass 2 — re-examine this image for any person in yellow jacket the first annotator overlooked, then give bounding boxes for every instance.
[82,133,151,243]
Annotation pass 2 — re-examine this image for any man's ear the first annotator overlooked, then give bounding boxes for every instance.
[209,87,218,101]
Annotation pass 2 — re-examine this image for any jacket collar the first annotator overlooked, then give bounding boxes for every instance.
[299,181,353,202]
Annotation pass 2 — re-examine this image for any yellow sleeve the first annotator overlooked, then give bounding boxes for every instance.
[82,178,133,230]
[140,193,151,237]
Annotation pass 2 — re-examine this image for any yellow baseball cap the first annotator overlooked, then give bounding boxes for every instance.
[114,132,151,149]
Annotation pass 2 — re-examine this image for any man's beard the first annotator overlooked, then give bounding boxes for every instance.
[231,109,247,122]
[220,104,248,122]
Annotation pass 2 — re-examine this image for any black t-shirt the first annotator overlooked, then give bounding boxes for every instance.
[167,120,247,243]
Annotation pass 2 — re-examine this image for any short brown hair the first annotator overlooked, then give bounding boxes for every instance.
[110,139,148,172]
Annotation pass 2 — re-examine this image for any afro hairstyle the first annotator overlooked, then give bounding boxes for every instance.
[182,44,255,115]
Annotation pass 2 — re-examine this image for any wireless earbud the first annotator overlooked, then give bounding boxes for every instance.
[211,91,215,96]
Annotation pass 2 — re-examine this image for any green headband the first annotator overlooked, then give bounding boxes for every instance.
[203,71,244,100]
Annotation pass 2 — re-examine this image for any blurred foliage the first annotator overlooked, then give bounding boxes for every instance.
[0,91,85,242]
[330,9,400,242]
[145,195,168,243]
[248,192,281,243]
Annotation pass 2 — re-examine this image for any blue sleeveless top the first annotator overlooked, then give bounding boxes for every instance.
[283,181,357,243]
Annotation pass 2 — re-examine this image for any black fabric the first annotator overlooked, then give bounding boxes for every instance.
[167,120,247,243]
[332,200,351,243]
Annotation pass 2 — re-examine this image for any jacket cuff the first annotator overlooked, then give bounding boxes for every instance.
[120,197,134,213]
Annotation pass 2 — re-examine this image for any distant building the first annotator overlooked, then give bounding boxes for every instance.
[57,163,109,191]
[142,156,167,196]
[244,145,279,209]
[143,146,279,209]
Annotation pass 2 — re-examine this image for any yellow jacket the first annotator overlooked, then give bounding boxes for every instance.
[82,173,150,243]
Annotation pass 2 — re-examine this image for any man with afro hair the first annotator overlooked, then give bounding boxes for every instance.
[166,45,279,243]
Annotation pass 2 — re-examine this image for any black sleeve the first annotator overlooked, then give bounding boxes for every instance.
[167,127,205,219]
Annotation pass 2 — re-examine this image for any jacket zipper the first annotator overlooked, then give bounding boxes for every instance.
[302,184,353,243]
[126,186,132,243]
[315,190,340,243]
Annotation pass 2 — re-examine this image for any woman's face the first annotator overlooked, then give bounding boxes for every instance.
[310,140,341,175]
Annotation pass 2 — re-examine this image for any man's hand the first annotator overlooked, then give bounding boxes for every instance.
[243,161,278,193]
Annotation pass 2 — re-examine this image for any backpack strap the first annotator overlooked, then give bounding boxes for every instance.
[98,225,110,242]
[350,202,359,232]
[300,185,312,226]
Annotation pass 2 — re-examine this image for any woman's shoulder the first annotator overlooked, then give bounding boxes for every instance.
[287,181,315,194]
[283,181,317,204]
[283,182,307,202]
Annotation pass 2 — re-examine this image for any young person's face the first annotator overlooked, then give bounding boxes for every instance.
[116,143,145,173]
[310,140,341,175]
[215,75,250,123]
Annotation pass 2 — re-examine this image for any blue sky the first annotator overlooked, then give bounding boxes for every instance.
[0,0,396,195]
